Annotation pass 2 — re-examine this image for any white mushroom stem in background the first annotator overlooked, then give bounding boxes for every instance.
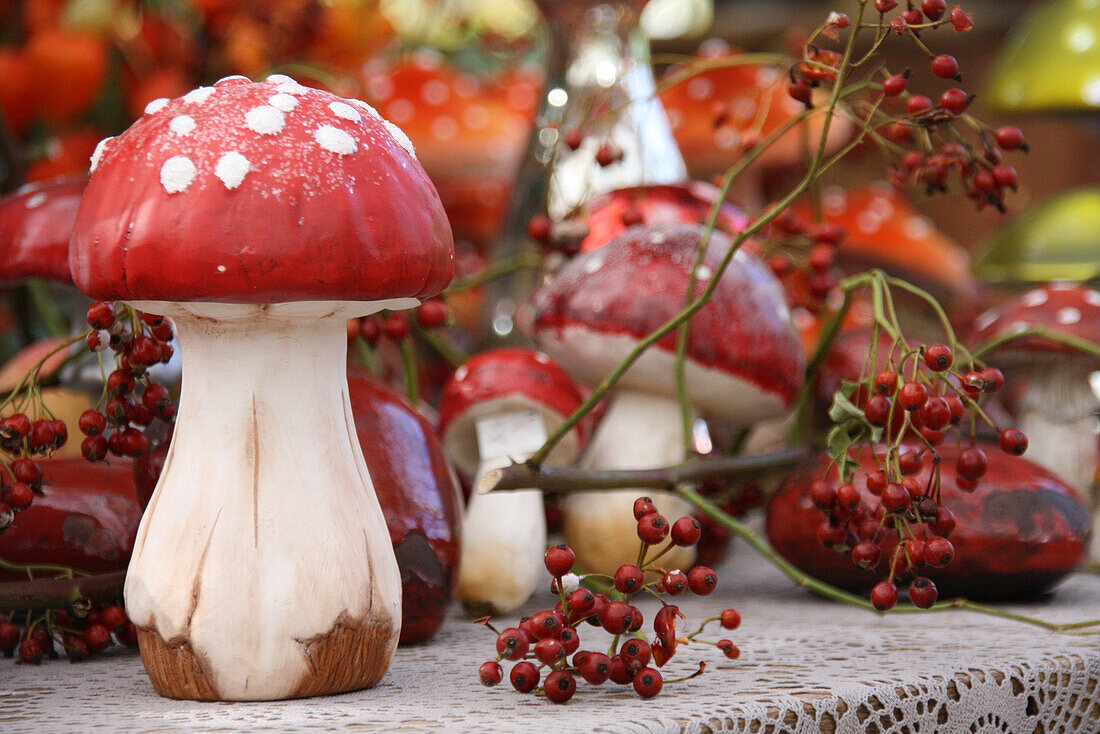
[564,388,697,577]
[457,443,546,616]
[1016,360,1099,496]
[124,301,406,701]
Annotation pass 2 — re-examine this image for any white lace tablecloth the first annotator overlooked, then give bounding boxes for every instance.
[3,540,1099,734]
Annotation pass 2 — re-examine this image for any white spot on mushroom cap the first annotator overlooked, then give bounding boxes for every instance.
[1009,320,1030,333]
[823,186,847,216]
[903,216,932,240]
[454,365,469,381]
[314,125,357,155]
[144,98,169,115]
[714,127,739,150]
[246,106,285,135]
[160,156,197,194]
[217,265,227,272]
[1022,288,1049,307]
[1057,306,1082,325]
[583,255,605,274]
[215,151,250,190]
[169,115,196,136]
[24,192,47,209]
[265,74,295,85]
[868,196,894,220]
[215,75,250,86]
[687,77,714,101]
[1085,290,1100,308]
[421,79,450,106]
[430,116,458,141]
[856,210,881,234]
[89,137,113,172]
[276,80,311,95]
[973,308,999,332]
[534,352,550,364]
[183,86,215,105]
[695,264,713,280]
[268,93,298,111]
[384,121,416,158]
[328,101,361,122]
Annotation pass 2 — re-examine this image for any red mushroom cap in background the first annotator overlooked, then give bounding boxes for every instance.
[0,458,141,580]
[971,282,1100,359]
[70,74,453,304]
[766,444,1090,600]
[790,183,976,305]
[439,347,589,479]
[362,52,538,182]
[578,182,749,253]
[659,43,851,179]
[0,175,87,284]
[533,224,804,424]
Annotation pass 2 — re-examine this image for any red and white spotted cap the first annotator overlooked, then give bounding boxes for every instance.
[971,282,1100,357]
[70,74,453,303]
[438,348,589,478]
[0,175,87,284]
[532,224,805,424]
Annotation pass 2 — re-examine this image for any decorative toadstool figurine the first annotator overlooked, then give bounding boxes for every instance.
[439,347,588,615]
[533,224,803,576]
[69,75,453,701]
[972,282,1100,495]
[0,175,87,284]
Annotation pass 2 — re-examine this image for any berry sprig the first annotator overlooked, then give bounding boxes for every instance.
[0,300,175,536]
[817,324,1028,610]
[476,497,742,703]
[0,602,138,664]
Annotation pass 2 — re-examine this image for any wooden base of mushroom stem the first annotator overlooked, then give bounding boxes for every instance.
[136,612,396,702]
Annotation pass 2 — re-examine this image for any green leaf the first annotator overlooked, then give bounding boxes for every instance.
[828,389,865,423]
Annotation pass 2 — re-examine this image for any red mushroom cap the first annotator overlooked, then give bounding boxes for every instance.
[578,182,750,253]
[439,347,589,478]
[972,282,1100,358]
[70,75,453,303]
[533,224,804,423]
[790,183,975,303]
[0,175,87,284]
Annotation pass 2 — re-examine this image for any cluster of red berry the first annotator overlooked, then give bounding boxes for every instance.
[78,301,175,463]
[818,342,1027,610]
[348,301,450,347]
[762,211,848,314]
[478,498,741,703]
[0,603,137,664]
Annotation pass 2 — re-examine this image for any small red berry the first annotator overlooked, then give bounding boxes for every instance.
[864,394,892,426]
[599,601,635,634]
[898,449,924,475]
[882,74,907,96]
[479,661,503,687]
[633,667,663,698]
[866,470,887,495]
[922,0,946,20]
[898,381,928,411]
[981,366,1005,392]
[907,94,933,115]
[633,496,657,520]
[567,589,595,615]
[544,670,576,703]
[534,637,564,666]
[579,651,611,684]
[670,516,702,546]
[83,623,111,653]
[382,312,409,341]
[720,608,742,630]
[510,661,540,693]
[8,482,32,509]
[18,638,44,664]
[86,301,115,330]
[940,88,970,114]
[882,483,910,513]
[956,447,988,481]
[544,544,575,577]
[687,565,717,595]
[870,580,899,610]
[810,479,837,508]
[930,54,959,79]
[874,370,898,394]
[619,638,652,673]
[925,536,955,567]
[994,125,1026,151]
[594,143,620,167]
[662,570,688,596]
[875,0,898,11]
[717,639,741,659]
[852,541,882,569]
[950,6,974,32]
[637,513,670,545]
[999,428,1028,456]
[495,628,529,660]
[12,458,42,487]
[416,300,449,329]
[923,344,953,371]
[917,396,951,430]
[909,576,938,608]
[613,564,645,594]
[608,654,635,684]
[836,483,860,509]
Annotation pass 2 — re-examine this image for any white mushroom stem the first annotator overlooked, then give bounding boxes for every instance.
[456,449,546,616]
[1016,360,1099,496]
[124,301,408,701]
[563,388,697,577]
